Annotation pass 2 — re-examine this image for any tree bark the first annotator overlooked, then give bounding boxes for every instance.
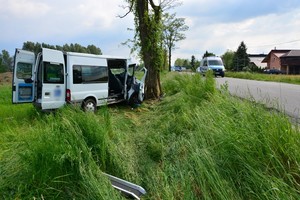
[135,0,162,99]
[168,46,172,71]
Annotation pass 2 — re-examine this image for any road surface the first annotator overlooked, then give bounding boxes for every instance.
[215,77,300,121]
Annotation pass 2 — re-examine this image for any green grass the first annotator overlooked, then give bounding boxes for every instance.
[137,73,300,199]
[226,71,300,85]
[0,107,123,199]
[0,72,300,199]
[0,85,38,133]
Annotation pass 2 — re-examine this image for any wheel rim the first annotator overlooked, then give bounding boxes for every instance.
[85,101,95,112]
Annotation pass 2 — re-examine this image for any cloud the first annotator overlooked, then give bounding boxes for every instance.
[171,6,300,61]
[1,0,300,64]
[0,0,51,18]
[0,0,134,55]
[177,0,300,24]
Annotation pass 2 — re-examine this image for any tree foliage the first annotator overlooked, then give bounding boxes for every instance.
[0,50,12,72]
[202,50,215,58]
[162,13,188,71]
[174,56,200,70]
[162,49,169,71]
[122,0,181,99]
[232,41,250,71]
[190,55,197,72]
[221,50,235,71]
[22,41,102,55]
[174,58,187,67]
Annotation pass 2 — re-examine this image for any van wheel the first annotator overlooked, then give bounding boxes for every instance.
[82,98,97,112]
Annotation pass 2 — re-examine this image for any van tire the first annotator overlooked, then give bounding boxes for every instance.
[129,93,141,107]
[82,98,97,112]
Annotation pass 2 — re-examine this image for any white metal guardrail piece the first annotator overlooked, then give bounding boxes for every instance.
[103,173,146,199]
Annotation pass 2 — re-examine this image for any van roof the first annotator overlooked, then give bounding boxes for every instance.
[204,56,222,60]
[66,51,130,60]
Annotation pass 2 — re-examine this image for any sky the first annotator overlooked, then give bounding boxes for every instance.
[1,0,300,64]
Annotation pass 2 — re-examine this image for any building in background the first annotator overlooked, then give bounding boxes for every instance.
[248,54,268,69]
[262,49,300,74]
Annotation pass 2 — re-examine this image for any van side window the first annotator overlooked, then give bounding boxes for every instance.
[73,65,82,83]
[43,62,64,84]
[73,65,108,84]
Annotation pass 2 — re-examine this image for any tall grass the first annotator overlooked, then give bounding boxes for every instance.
[0,107,123,199]
[226,71,300,85]
[0,85,37,133]
[0,72,300,199]
[136,72,300,199]
[0,83,144,199]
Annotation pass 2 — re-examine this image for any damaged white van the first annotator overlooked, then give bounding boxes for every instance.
[12,48,147,112]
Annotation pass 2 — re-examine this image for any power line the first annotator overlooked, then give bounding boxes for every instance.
[248,39,300,48]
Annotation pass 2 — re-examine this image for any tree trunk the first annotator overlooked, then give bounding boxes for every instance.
[135,0,162,99]
[168,46,172,71]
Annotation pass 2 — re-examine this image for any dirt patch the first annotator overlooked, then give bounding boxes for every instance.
[0,72,12,85]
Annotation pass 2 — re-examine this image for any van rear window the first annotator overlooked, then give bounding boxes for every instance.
[16,62,32,79]
[73,65,108,84]
[44,62,64,84]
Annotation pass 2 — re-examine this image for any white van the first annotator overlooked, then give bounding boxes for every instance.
[197,56,225,77]
[12,48,147,111]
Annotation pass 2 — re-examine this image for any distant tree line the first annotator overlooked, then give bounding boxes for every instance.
[0,42,102,73]
[174,41,263,73]
[22,41,102,56]
[173,50,215,72]
[174,56,200,71]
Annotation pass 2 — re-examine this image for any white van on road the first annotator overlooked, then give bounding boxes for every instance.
[12,48,147,112]
[197,56,225,77]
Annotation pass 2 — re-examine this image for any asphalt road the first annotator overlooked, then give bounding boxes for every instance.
[215,77,300,121]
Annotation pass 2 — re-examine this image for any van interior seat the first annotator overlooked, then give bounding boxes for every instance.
[108,69,123,94]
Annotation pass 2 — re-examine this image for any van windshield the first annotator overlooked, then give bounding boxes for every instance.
[208,60,223,66]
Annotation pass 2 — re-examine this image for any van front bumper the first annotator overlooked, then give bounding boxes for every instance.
[212,69,225,76]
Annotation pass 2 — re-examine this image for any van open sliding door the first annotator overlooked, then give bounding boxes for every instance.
[12,49,35,104]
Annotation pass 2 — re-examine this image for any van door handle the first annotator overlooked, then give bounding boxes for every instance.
[45,92,50,96]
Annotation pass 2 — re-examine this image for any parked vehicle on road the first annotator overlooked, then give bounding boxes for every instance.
[197,56,225,77]
[263,69,283,74]
[171,66,186,72]
[12,48,147,112]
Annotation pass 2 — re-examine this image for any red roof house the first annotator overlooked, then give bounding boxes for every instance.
[262,49,300,74]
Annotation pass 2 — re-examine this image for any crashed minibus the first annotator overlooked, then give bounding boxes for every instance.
[12,48,147,111]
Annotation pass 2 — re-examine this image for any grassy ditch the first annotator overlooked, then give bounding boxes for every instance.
[226,71,300,85]
[0,73,300,199]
